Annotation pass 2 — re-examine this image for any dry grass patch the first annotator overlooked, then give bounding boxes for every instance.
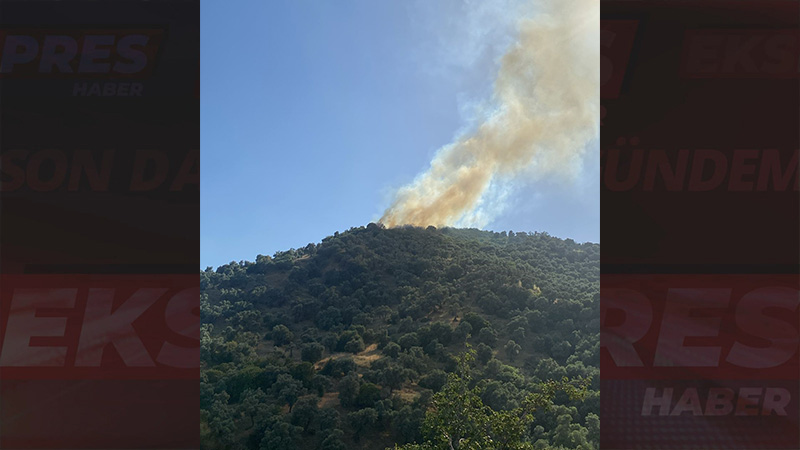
[317,392,339,409]
[316,343,382,370]
[353,343,381,367]
[395,386,421,403]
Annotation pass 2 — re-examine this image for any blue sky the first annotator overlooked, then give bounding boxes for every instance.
[201,0,598,268]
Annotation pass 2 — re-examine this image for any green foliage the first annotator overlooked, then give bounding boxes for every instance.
[301,342,325,363]
[477,343,494,365]
[505,340,522,362]
[454,321,473,342]
[344,335,366,353]
[338,372,361,408]
[399,333,420,350]
[259,418,303,450]
[200,226,599,450]
[271,324,293,346]
[419,369,448,391]
[348,407,379,441]
[477,327,498,347]
[384,341,402,358]
[394,350,590,450]
[273,373,304,412]
[289,396,318,430]
[321,429,348,450]
[356,382,382,408]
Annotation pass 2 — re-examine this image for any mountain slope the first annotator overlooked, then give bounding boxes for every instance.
[200,225,599,450]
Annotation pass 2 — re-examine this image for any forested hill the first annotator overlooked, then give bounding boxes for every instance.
[200,224,600,450]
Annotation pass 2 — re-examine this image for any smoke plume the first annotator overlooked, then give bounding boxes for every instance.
[380,0,598,228]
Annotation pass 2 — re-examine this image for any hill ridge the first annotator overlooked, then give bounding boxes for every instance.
[201,225,599,450]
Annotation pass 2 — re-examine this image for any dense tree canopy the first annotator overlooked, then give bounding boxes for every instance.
[395,349,591,450]
[201,225,599,450]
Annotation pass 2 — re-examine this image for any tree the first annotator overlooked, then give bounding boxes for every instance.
[586,413,600,449]
[392,405,425,444]
[290,361,315,386]
[337,330,362,351]
[320,333,337,352]
[552,411,590,449]
[239,388,270,430]
[356,382,382,407]
[398,333,420,350]
[290,396,319,431]
[259,418,303,450]
[322,357,357,378]
[207,391,237,447]
[338,372,361,407]
[476,343,493,365]
[534,358,567,382]
[348,408,378,442]
[344,335,366,353]
[301,342,325,363]
[393,350,590,450]
[428,322,453,346]
[381,364,409,393]
[383,342,401,358]
[273,374,303,412]
[272,325,294,346]
[551,341,573,362]
[320,429,347,450]
[311,374,330,397]
[477,327,498,347]
[225,364,266,402]
[318,407,340,430]
[418,369,447,391]
[504,340,522,362]
[375,305,393,322]
[463,312,489,333]
[511,326,526,343]
[454,321,472,342]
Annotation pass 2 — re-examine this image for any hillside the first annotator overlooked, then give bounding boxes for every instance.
[200,224,600,450]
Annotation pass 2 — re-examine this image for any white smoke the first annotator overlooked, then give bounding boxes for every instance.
[381,0,599,228]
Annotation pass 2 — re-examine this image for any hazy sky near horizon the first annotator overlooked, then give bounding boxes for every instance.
[201,0,599,268]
